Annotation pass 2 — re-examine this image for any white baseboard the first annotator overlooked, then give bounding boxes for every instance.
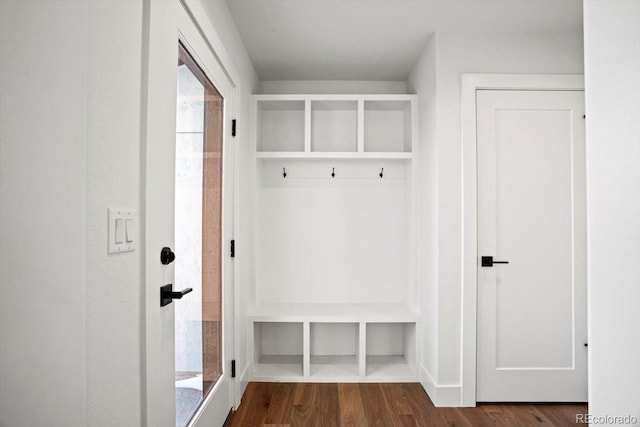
[420,365,462,407]
[234,364,250,408]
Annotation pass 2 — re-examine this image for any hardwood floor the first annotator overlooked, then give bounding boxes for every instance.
[225,382,587,427]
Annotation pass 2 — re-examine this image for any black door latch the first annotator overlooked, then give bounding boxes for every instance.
[481,256,509,267]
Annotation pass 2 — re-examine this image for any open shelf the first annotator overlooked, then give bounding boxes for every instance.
[364,100,412,153]
[253,355,304,378]
[253,95,415,158]
[248,316,420,382]
[366,355,415,377]
[366,322,416,378]
[249,303,420,322]
[311,100,358,152]
[255,151,412,160]
[310,355,359,377]
[257,100,305,152]
[253,322,303,377]
[310,323,359,378]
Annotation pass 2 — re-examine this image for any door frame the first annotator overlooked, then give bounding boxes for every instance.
[460,74,585,407]
[176,0,247,409]
[142,0,243,425]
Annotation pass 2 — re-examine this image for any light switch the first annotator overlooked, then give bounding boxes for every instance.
[125,219,133,243]
[108,208,136,254]
[115,219,125,244]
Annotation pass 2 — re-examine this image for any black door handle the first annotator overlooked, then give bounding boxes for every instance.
[160,283,193,307]
[481,256,509,267]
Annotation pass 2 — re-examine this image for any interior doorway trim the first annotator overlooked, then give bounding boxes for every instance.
[460,74,585,407]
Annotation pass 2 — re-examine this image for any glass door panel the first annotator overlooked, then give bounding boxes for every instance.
[174,43,223,427]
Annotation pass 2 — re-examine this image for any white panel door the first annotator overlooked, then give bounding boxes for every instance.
[476,90,587,402]
[144,2,235,426]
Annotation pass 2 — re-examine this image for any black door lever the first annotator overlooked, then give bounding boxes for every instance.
[481,256,509,267]
[160,283,193,307]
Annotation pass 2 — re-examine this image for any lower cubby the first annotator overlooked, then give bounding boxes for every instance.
[253,321,303,377]
[310,322,359,378]
[249,304,419,382]
[365,322,416,378]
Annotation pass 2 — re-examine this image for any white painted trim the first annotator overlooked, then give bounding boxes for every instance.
[255,152,413,160]
[175,5,239,423]
[253,94,417,102]
[420,365,462,407]
[142,1,181,424]
[409,97,420,311]
[460,74,585,407]
[179,4,248,409]
[235,364,250,408]
[304,99,312,153]
[357,100,365,153]
[186,374,231,427]
[248,302,420,322]
[181,0,241,87]
[179,0,249,411]
[248,375,420,383]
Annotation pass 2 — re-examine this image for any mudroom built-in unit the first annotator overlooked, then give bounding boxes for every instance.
[248,94,420,382]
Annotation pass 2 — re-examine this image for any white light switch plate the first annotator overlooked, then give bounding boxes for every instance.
[108,208,135,254]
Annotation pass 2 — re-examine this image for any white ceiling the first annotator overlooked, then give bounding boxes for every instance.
[225,0,583,81]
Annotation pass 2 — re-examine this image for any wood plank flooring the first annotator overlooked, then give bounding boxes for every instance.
[225,383,587,427]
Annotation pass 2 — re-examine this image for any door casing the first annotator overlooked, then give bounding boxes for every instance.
[460,74,585,407]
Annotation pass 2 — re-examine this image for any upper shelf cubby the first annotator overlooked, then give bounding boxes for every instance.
[364,100,412,153]
[252,95,416,158]
[256,100,305,152]
[311,100,358,152]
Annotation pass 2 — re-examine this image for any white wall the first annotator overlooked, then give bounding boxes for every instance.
[436,31,584,387]
[258,80,407,94]
[84,2,145,425]
[256,161,410,305]
[85,0,258,421]
[0,2,88,426]
[1,0,256,425]
[407,30,584,404]
[584,0,640,421]
[406,35,438,387]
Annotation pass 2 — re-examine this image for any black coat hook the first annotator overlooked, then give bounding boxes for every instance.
[331,167,335,178]
[283,167,287,178]
[379,168,384,178]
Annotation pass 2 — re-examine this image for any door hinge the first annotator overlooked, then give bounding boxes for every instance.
[231,359,236,378]
[230,239,235,258]
[232,119,237,137]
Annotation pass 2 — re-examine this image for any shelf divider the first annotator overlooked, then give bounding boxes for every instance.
[359,321,367,377]
[303,321,311,377]
[304,99,311,153]
[357,99,365,153]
